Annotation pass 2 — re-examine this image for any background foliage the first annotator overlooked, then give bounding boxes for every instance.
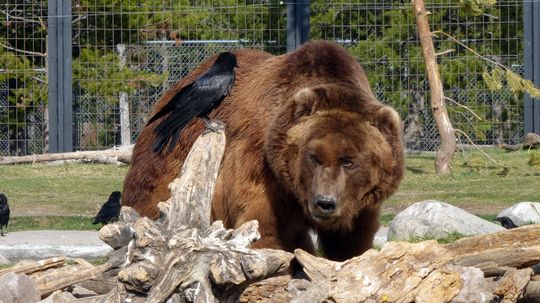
[0,0,528,154]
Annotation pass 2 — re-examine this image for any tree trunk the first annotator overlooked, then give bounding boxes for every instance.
[412,0,456,174]
[117,44,131,146]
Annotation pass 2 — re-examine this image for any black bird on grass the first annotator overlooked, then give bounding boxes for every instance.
[148,51,238,153]
[0,193,10,236]
[93,191,122,225]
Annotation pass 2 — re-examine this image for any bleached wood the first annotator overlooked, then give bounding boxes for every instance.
[0,257,66,276]
[0,145,133,165]
[412,0,456,174]
[158,125,226,231]
[36,263,112,297]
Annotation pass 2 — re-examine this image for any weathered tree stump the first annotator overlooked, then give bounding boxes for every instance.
[94,128,293,303]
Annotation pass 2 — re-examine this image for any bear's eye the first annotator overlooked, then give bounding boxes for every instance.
[310,155,321,166]
[340,158,353,168]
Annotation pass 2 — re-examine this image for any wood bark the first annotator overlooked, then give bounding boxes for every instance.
[445,224,540,277]
[36,263,112,297]
[0,145,133,165]
[94,128,293,303]
[412,0,456,174]
[0,257,65,276]
[499,132,540,151]
[117,44,131,146]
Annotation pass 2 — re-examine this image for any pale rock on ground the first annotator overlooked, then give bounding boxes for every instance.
[387,200,505,241]
[496,201,540,227]
[0,254,10,264]
[0,230,112,262]
[0,272,40,303]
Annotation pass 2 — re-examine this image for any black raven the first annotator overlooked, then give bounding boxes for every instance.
[0,193,9,236]
[495,216,518,229]
[93,191,122,225]
[148,51,238,153]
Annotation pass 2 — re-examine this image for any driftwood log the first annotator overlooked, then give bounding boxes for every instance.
[499,133,540,151]
[93,127,293,303]
[3,128,539,302]
[0,144,133,165]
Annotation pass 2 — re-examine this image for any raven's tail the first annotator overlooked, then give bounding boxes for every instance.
[152,113,194,154]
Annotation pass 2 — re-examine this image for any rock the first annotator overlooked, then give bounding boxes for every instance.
[0,272,40,303]
[70,284,98,298]
[524,133,540,148]
[0,254,10,265]
[450,266,494,303]
[496,202,540,228]
[373,226,388,247]
[38,291,77,303]
[388,200,505,241]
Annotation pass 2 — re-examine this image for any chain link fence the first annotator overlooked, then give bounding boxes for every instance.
[0,0,527,155]
[310,0,524,151]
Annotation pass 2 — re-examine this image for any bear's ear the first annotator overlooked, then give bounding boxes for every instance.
[369,105,404,198]
[370,105,402,141]
[290,87,325,121]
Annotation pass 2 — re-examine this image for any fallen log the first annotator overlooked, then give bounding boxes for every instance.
[0,257,66,276]
[37,263,112,297]
[499,133,540,151]
[0,145,133,165]
[445,224,540,277]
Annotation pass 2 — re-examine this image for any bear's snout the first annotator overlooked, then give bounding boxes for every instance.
[313,195,337,217]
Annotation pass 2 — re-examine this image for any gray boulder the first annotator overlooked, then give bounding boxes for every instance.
[0,272,40,303]
[388,200,505,241]
[496,202,540,228]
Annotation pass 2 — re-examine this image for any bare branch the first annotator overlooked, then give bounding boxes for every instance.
[445,96,483,120]
[455,129,507,169]
[72,13,88,24]
[433,30,506,70]
[0,9,42,25]
[435,49,455,56]
[0,42,46,57]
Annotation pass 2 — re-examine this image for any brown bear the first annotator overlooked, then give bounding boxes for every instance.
[123,41,404,261]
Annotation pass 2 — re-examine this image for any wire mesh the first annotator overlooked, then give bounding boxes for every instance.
[0,1,48,156]
[70,0,286,150]
[311,0,524,151]
[0,1,528,155]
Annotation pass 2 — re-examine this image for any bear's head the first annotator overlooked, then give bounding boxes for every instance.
[265,84,404,232]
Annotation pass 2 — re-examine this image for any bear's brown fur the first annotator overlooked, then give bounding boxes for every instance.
[123,41,404,261]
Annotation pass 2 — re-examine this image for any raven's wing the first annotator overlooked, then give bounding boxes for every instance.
[0,203,8,225]
[151,71,234,153]
[147,82,195,125]
[93,200,120,224]
[0,203,9,216]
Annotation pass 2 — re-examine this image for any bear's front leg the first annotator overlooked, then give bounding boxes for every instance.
[318,207,380,261]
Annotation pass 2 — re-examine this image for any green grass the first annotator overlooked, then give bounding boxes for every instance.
[7,216,99,232]
[379,213,498,227]
[385,148,540,215]
[0,148,538,232]
[0,163,127,216]
[408,232,468,244]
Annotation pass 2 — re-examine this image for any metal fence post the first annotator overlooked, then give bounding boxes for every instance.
[524,0,540,135]
[47,0,73,152]
[286,0,310,52]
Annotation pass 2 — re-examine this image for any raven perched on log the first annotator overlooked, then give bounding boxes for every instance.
[148,51,238,153]
[0,193,9,236]
[93,191,122,225]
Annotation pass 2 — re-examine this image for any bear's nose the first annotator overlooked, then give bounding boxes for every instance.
[314,195,336,213]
